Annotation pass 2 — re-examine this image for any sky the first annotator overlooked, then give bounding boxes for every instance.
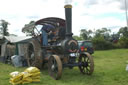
[0,0,127,36]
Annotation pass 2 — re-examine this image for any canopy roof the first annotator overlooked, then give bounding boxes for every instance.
[4,36,32,43]
[22,17,65,32]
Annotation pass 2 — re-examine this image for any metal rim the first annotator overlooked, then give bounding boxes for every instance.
[48,55,62,80]
[78,53,94,75]
[26,40,43,69]
[27,43,36,66]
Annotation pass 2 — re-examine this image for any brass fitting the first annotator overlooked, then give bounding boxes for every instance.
[64,4,72,8]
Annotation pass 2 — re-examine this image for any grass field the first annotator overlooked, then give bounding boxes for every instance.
[0,49,128,85]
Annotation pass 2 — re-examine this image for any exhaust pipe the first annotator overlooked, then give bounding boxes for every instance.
[64,4,73,37]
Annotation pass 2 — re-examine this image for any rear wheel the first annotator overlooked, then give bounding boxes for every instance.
[48,55,62,80]
[26,40,43,69]
[78,52,94,75]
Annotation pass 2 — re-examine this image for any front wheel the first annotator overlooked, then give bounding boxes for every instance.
[48,55,62,80]
[78,52,94,75]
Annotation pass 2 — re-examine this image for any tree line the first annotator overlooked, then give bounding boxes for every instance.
[73,27,128,50]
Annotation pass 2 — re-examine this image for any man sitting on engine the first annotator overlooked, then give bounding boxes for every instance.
[41,24,55,46]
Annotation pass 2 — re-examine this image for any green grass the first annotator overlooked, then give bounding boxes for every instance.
[0,49,128,85]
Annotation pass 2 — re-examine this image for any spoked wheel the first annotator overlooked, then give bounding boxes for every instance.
[27,43,35,66]
[48,55,62,80]
[78,52,94,75]
[26,40,43,69]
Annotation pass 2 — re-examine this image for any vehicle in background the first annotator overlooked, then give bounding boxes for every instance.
[78,40,94,54]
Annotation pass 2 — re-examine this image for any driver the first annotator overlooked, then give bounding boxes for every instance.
[41,24,55,46]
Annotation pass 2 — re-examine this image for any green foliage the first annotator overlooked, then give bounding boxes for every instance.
[80,29,92,40]
[79,28,114,50]
[92,36,113,50]
[94,28,111,40]
[22,21,35,36]
[0,19,10,36]
[92,36,105,50]
[118,27,128,37]
[78,27,128,50]
[73,35,83,40]
[112,42,121,49]
[119,36,128,48]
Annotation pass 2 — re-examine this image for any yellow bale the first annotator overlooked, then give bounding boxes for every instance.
[10,71,20,78]
[24,67,40,73]
[30,72,41,77]
[9,67,41,85]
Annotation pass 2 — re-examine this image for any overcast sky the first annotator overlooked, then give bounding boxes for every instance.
[0,0,127,36]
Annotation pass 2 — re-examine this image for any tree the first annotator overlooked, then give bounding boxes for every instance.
[92,28,114,50]
[117,27,128,48]
[80,29,92,40]
[94,28,111,38]
[119,36,128,48]
[118,27,128,37]
[110,33,120,43]
[0,20,10,36]
[22,21,35,36]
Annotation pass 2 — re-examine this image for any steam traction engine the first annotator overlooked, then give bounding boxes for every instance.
[22,5,94,80]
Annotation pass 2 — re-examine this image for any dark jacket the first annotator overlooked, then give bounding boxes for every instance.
[41,24,55,33]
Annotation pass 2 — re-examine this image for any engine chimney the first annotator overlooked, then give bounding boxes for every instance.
[61,4,78,54]
[64,4,73,37]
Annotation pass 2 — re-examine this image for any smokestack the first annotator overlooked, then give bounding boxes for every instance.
[64,4,73,37]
